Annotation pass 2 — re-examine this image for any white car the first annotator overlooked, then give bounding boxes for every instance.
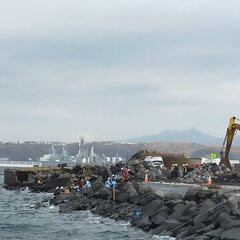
[144,156,164,168]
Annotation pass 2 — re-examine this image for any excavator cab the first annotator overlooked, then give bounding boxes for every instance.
[220,116,240,168]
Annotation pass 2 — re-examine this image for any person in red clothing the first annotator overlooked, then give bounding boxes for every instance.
[121,166,129,182]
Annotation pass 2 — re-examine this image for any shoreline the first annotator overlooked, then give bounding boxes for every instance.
[3,165,240,239]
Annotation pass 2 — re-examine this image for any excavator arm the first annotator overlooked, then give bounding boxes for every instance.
[220,116,240,168]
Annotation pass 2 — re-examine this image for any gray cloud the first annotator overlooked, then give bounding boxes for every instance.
[0,0,240,141]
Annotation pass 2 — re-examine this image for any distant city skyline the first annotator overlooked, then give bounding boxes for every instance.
[0,1,239,142]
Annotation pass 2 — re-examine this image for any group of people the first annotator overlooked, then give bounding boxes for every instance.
[55,178,92,195]
[105,165,129,189]
[105,174,117,189]
[74,178,92,192]
[182,163,190,176]
[55,166,131,195]
[170,163,191,178]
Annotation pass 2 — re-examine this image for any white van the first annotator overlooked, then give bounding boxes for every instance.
[144,156,164,168]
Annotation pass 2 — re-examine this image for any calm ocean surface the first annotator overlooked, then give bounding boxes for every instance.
[0,168,174,240]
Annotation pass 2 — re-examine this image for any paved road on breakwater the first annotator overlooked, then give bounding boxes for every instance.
[145,182,198,196]
[145,182,240,196]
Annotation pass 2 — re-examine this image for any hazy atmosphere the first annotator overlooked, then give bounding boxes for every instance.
[1,0,239,142]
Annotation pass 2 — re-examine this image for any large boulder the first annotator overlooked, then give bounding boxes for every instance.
[91,176,104,191]
[150,219,181,235]
[184,189,200,202]
[142,199,163,217]
[168,203,191,219]
[164,199,184,209]
[194,199,217,225]
[123,182,138,198]
[204,228,225,238]
[222,191,240,215]
[220,228,240,240]
[215,212,240,229]
[150,214,166,225]
[176,223,206,240]
[116,192,130,203]
[151,205,170,219]
[184,189,216,203]
[137,216,152,229]
[98,188,112,200]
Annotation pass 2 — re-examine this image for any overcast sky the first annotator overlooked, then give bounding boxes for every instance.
[0,0,240,142]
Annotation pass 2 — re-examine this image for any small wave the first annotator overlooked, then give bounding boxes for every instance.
[152,235,175,240]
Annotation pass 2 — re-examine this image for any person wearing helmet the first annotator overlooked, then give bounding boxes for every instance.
[105,177,111,189]
[111,174,117,188]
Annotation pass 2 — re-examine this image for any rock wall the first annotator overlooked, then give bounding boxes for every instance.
[50,179,240,240]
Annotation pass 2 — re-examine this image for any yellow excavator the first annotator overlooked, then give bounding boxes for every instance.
[220,116,240,168]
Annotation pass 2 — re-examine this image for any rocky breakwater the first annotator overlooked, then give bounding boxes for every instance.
[3,164,122,192]
[50,178,240,240]
[180,163,240,185]
[4,167,73,192]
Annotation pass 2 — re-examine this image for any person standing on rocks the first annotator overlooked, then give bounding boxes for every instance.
[111,174,117,188]
[170,164,175,178]
[105,177,112,189]
[121,166,129,182]
[174,164,180,178]
[183,163,188,176]
[84,179,92,192]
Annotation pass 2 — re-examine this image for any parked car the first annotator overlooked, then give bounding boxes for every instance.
[143,156,164,168]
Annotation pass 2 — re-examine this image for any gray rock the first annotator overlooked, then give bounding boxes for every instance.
[150,214,166,225]
[164,193,183,201]
[151,206,170,218]
[198,199,216,214]
[176,223,206,240]
[185,206,199,217]
[184,189,200,202]
[92,176,104,191]
[150,219,181,235]
[124,182,138,198]
[185,200,197,206]
[138,194,159,207]
[204,228,225,238]
[142,199,163,217]
[168,203,191,219]
[98,188,112,200]
[181,234,197,240]
[44,177,71,190]
[164,199,184,208]
[225,192,240,215]
[215,212,240,229]
[116,192,130,203]
[195,223,214,234]
[51,191,78,205]
[178,215,194,224]
[138,216,152,229]
[194,236,210,240]
[197,190,215,200]
[192,199,219,225]
[220,228,240,240]
[137,183,153,195]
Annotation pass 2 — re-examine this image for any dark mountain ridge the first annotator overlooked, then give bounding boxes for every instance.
[126,128,240,145]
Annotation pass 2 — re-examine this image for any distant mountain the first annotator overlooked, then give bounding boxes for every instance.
[126,128,240,145]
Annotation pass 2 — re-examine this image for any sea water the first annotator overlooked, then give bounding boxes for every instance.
[0,168,174,240]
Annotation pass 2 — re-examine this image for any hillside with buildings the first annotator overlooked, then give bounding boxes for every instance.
[0,140,239,164]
